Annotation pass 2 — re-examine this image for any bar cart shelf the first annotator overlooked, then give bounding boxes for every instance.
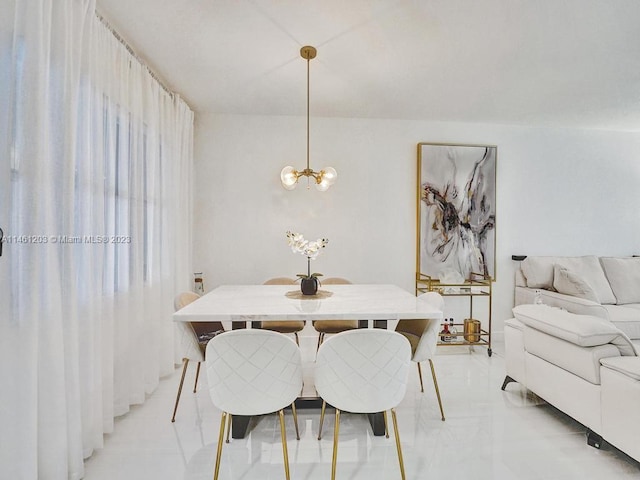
[416,272,493,356]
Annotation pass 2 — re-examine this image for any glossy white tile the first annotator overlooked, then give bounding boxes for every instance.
[83,343,640,479]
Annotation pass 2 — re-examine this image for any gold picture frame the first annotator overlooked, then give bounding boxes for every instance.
[416,142,497,282]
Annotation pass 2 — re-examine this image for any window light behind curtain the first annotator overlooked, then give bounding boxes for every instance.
[0,1,194,478]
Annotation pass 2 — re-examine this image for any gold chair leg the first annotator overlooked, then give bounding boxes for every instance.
[318,400,327,440]
[225,413,232,443]
[383,410,389,438]
[429,359,445,421]
[316,332,325,352]
[279,410,291,480]
[417,362,424,393]
[214,412,227,480]
[294,332,300,346]
[391,408,406,480]
[171,358,189,422]
[291,402,300,440]
[331,409,341,480]
[193,361,201,393]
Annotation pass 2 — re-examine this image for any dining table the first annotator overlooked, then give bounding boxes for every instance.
[173,283,443,438]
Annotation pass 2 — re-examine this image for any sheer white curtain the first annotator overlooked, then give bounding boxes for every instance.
[0,1,194,479]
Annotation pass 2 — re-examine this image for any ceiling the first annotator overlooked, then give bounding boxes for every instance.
[96,0,640,130]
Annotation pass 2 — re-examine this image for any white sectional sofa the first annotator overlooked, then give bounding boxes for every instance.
[504,255,640,462]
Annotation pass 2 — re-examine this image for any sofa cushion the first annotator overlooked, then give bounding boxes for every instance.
[600,356,640,381]
[600,257,640,305]
[553,264,599,303]
[521,256,616,304]
[512,304,636,356]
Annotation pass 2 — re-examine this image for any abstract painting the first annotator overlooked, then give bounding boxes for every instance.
[417,143,496,281]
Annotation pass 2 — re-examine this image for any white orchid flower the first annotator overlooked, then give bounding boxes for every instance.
[285,232,328,259]
[286,231,329,281]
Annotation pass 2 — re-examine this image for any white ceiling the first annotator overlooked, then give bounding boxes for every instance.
[96,0,640,130]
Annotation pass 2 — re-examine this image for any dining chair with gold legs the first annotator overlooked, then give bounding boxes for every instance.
[315,329,412,480]
[395,291,446,421]
[172,292,224,423]
[311,277,358,351]
[260,277,305,345]
[205,329,303,480]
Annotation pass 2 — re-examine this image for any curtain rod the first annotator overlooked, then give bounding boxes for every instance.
[95,11,179,102]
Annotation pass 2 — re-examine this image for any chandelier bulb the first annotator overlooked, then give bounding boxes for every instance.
[322,167,337,184]
[280,166,298,190]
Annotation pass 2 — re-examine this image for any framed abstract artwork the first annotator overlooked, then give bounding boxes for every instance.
[416,142,497,282]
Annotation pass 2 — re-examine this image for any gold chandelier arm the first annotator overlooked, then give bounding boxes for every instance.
[299,168,322,183]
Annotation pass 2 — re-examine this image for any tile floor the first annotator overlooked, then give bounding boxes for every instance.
[83,337,640,479]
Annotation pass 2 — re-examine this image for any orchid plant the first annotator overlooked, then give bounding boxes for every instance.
[286,231,328,280]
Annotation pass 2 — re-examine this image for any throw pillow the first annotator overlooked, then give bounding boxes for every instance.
[552,264,600,303]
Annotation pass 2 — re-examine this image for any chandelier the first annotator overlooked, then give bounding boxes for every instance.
[280,46,337,191]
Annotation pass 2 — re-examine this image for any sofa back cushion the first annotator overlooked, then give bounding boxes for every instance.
[600,257,640,305]
[521,256,617,305]
[552,264,600,303]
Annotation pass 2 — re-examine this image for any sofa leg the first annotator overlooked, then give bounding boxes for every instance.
[500,375,516,391]
[586,430,603,449]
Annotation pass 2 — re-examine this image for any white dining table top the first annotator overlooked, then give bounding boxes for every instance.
[173,284,443,322]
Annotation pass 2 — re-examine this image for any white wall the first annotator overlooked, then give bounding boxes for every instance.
[193,113,640,338]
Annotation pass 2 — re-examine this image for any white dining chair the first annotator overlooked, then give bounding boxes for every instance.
[315,329,412,480]
[394,291,446,420]
[171,292,224,422]
[205,329,303,480]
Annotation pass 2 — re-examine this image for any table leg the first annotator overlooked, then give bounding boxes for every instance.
[231,415,251,439]
[358,319,388,329]
[358,319,387,435]
[368,412,386,436]
[228,321,252,438]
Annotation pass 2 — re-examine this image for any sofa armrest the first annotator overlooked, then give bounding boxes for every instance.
[601,357,640,462]
[515,286,609,320]
[512,304,637,356]
[504,318,526,384]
